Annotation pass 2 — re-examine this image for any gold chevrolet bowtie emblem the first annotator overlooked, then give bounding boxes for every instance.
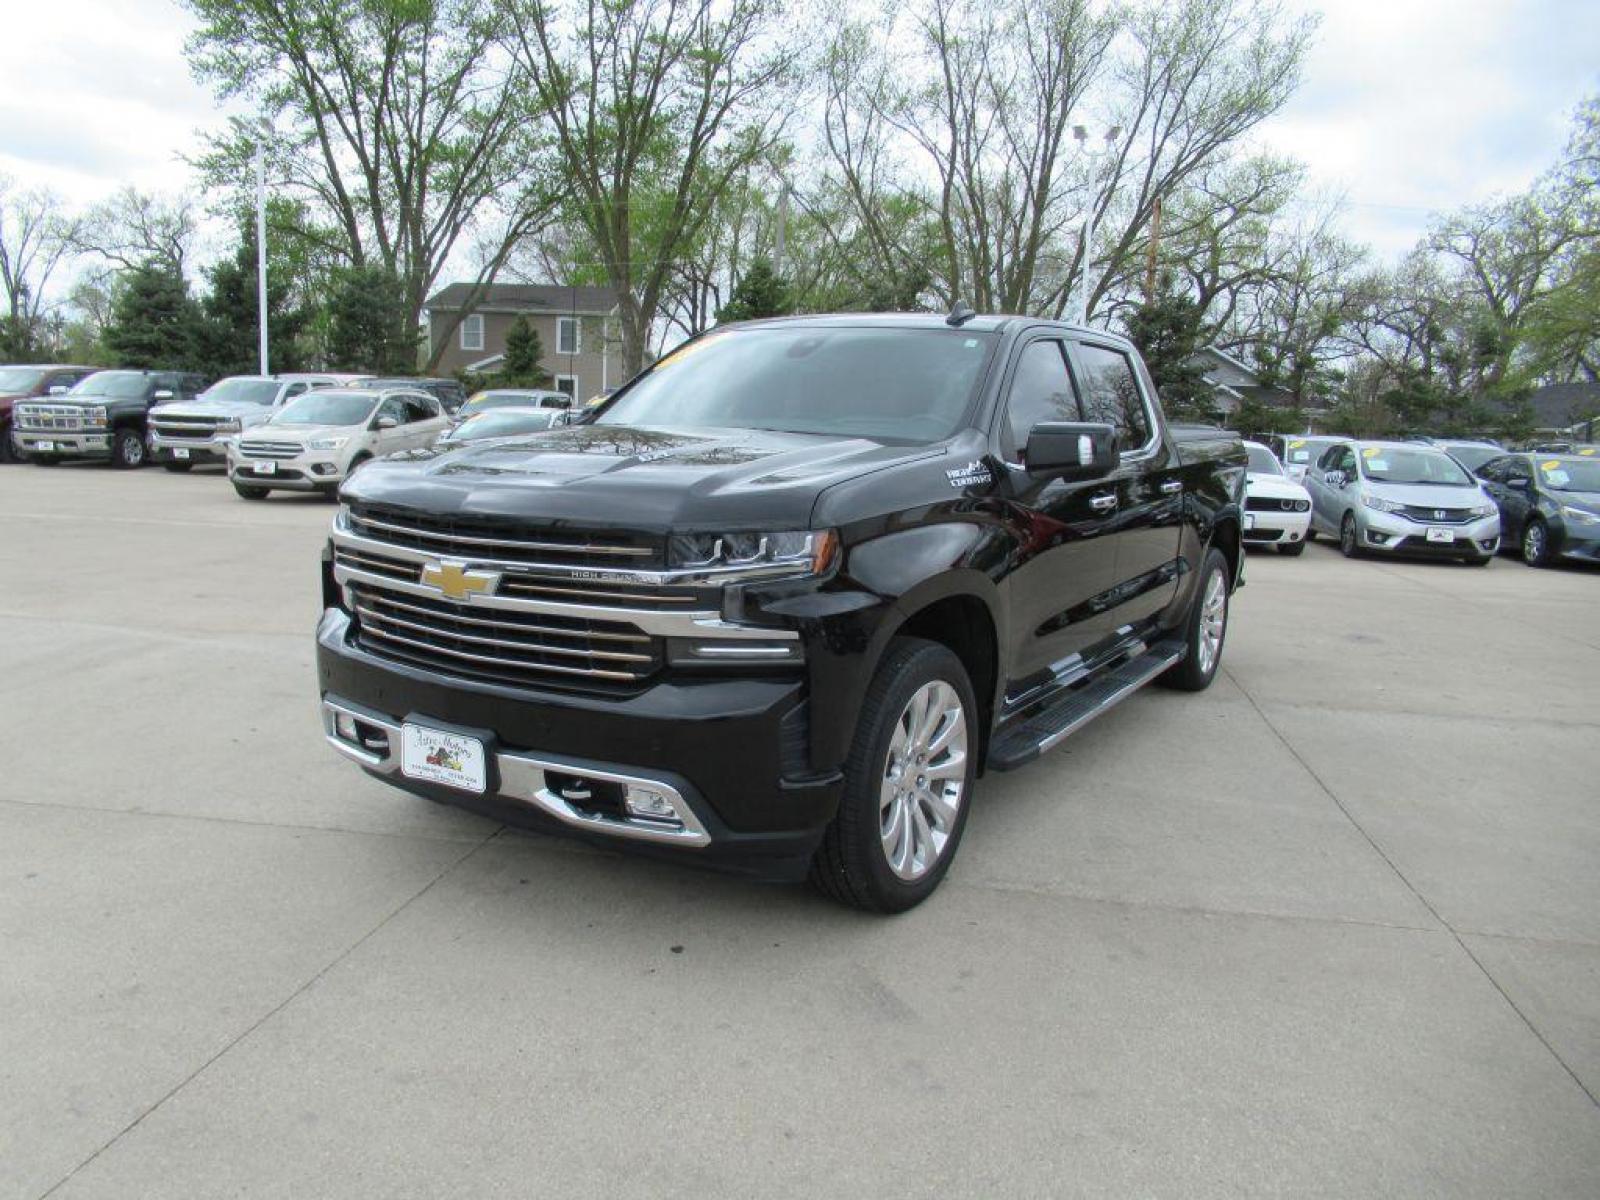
[420,560,498,601]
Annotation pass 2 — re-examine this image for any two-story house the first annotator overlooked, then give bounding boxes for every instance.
[424,283,622,399]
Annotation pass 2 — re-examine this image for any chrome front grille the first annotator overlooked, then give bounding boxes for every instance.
[152,415,222,440]
[348,582,660,687]
[238,439,302,459]
[1398,505,1477,524]
[15,404,84,432]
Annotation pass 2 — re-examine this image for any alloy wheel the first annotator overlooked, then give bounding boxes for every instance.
[1197,567,1228,676]
[879,680,968,881]
[1523,523,1545,564]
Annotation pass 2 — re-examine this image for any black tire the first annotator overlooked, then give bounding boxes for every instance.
[112,427,146,469]
[232,481,270,500]
[1339,511,1360,558]
[1159,545,1230,692]
[31,454,60,466]
[0,429,16,464]
[1278,540,1307,556]
[1303,528,1316,542]
[162,461,194,473]
[809,637,978,913]
[1521,520,1550,567]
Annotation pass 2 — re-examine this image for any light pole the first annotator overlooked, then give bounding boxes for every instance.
[1071,124,1121,328]
[255,120,271,377]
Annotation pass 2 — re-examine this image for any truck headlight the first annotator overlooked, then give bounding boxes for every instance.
[307,436,348,451]
[216,417,242,433]
[83,405,109,429]
[1361,495,1404,514]
[668,529,838,578]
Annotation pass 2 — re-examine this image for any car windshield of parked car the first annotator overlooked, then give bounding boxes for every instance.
[201,378,282,406]
[1282,439,1329,466]
[460,391,541,416]
[598,326,1000,443]
[448,410,560,441]
[0,367,46,392]
[70,371,149,398]
[1538,456,1600,493]
[1359,447,1473,486]
[1442,444,1500,472]
[270,392,377,427]
[1245,444,1282,475]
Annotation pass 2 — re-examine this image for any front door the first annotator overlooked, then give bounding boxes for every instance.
[995,337,1122,688]
[1067,340,1183,633]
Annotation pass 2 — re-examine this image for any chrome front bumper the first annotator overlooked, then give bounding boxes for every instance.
[1360,509,1500,553]
[15,432,111,456]
[321,694,712,848]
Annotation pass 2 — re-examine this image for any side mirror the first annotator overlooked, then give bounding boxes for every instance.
[1023,421,1118,481]
[152,389,174,401]
[374,416,399,430]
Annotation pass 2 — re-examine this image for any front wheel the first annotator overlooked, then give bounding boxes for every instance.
[1339,512,1360,558]
[112,428,146,469]
[1522,520,1551,567]
[810,638,977,913]
[1160,545,1230,692]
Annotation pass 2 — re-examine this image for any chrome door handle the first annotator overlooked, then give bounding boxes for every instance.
[1159,479,1184,495]
[1089,493,1118,512]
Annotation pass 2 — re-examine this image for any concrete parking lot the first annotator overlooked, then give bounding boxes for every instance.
[2,464,1598,1198]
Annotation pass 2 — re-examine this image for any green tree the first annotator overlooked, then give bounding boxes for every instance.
[103,262,205,369]
[326,265,415,373]
[501,315,550,385]
[198,220,307,377]
[1124,285,1216,421]
[716,258,794,323]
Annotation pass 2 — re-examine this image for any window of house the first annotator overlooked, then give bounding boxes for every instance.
[554,374,579,398]
[557,316,581,356]
[460,313,485,351]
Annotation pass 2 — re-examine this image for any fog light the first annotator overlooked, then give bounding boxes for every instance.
[311,462,339,476]
[624,785,680,824]
[1368,531,1388,545]
[335,712,358,742]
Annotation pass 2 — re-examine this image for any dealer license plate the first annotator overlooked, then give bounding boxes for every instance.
[36,440,56,451]
[1426,527,1454,543]
[401,724,487,794]
[174,447,190,459]
[252,459,277,474]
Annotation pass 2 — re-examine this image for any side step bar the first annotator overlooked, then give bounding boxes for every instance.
[986,639,1187,771]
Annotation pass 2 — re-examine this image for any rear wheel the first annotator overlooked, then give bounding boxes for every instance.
[1339,512,1360,557]
[232,481,270,500]
[112,428,146,469]
[810,638,977,913]
[0,429,16,464]
[1160,546,1230,692]
[1522,520,1550,567]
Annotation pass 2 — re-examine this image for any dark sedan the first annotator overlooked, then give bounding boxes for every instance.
[1475,451,1600,566]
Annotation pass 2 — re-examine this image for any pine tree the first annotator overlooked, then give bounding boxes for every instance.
[502,315,550,384]
[1123,284,1216,422]
[326,265,416,373]
[103,262,205,369]
[716,258,794,323]
[198,221,307,377]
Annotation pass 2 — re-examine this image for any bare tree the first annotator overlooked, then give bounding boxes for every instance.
[70,186,196,277]
[500,0,798,373]
[0,177,81,353]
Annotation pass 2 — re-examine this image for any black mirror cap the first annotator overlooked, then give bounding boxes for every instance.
[1024,421,1118,480]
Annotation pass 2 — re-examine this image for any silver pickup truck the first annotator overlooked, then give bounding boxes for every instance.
[149,374,368,471]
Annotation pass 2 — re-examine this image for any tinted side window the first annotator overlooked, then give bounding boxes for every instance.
[401,395,437,422]
[1317,445,1344,471]
[1474,456,1507,482]
[1505,458,1532,484]
[284,382,309,399]
[376,398,406,424]
[1003,340,1080,461]
[1073,343,1151,451]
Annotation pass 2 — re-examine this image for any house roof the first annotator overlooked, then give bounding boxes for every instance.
[425,283,619,316]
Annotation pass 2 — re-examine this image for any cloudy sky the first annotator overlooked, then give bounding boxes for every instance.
[1,0,1596,269]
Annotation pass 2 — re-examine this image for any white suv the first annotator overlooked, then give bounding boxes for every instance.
[227,387,450,500]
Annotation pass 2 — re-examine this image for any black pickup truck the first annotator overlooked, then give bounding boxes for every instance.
[317,312,1246,911]
[14,369,206,467]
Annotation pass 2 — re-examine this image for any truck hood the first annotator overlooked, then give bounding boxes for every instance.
[343,423,935,530]
[154,399,272,420]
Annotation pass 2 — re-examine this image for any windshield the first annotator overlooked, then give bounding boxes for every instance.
[270,391,376,427]
[448,410,560,441]
[200,378,282,406]
[1245,444,1282,475]
[0,368,45,393]
[1283,439,1331,466]
[1442,444,1500,472]
[598,326,999,443]
[1537,456,1600,493]
[1359,447,1473,486]
[70,371,149,398]
[461,391,549,416]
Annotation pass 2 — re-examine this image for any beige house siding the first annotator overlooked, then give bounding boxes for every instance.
[428,306,621,399]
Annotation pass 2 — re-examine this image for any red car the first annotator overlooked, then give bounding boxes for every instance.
[0,364,100,463]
